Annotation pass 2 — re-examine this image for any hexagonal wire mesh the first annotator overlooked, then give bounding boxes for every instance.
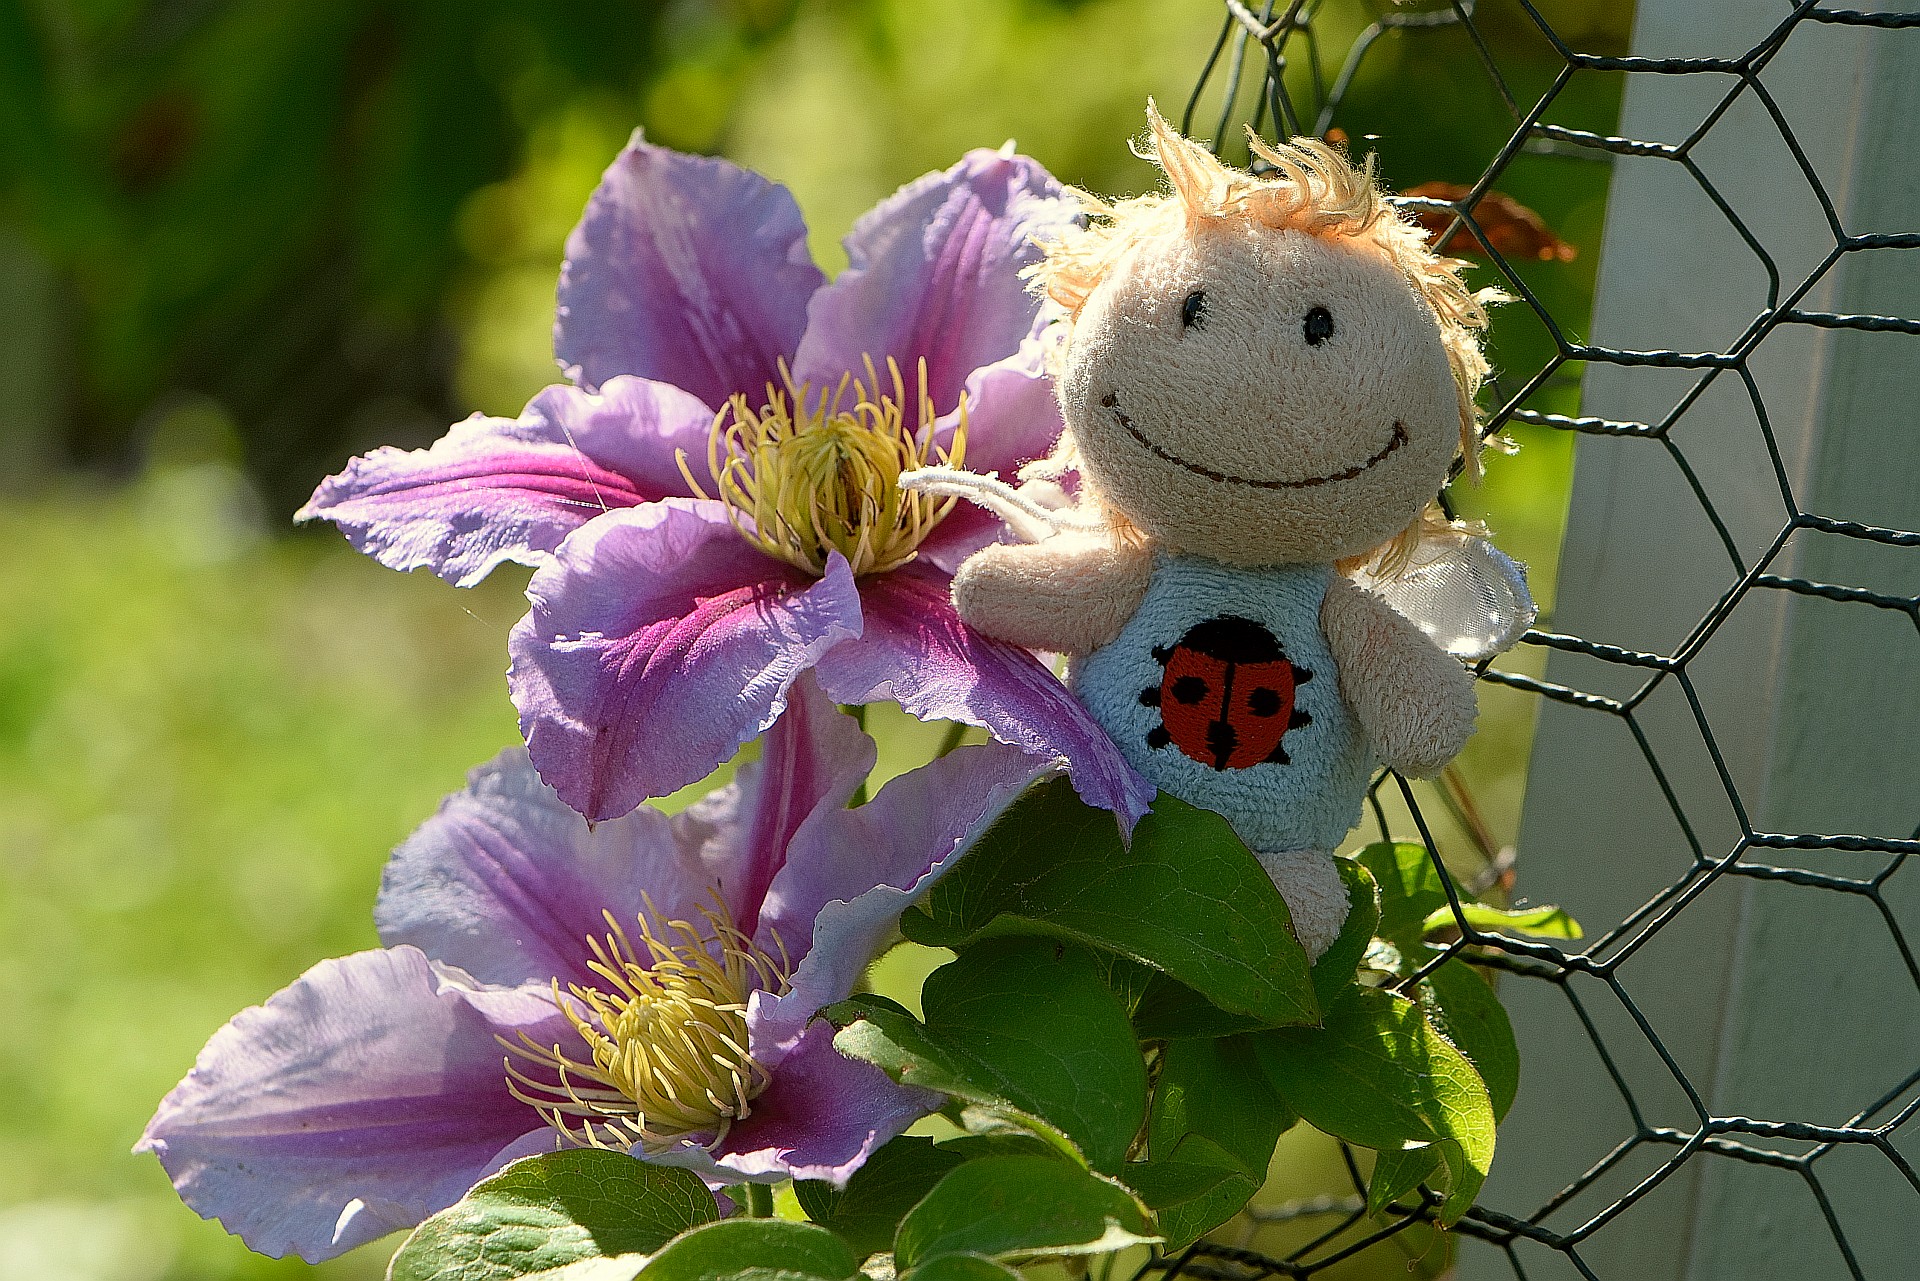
[1135,2,1920,1278]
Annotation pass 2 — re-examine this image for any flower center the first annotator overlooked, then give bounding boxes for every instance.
[682,356,966,577]
[502,899,789,1152]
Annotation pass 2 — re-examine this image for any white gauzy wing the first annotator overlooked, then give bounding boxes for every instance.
[1353,529,1537,661]
[898,466,1106,543]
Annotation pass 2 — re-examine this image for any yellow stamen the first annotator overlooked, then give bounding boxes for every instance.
[501,896,790,1152]
[680,355,967,577]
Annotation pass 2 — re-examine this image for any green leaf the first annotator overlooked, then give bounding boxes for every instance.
[794,1137,965,1258]
[1364,1148,1442,1217]
[904,778,1317,1027]
[1357,842,1448,960]
[1096,955,1268,1040]
[1311,859,1382,1010]
[915,938,1147,1171]
[638,1220,858,1281]
[1420,962,1520,1120]
[899,1256,1026,1281]
[1130,1036,1293,1249]
[1149,1037,1293,1178]
[828,938,1148,1172]
[1252,987,1495,1225]
[1423,901,1583,941]
[388,1150,719,1281]
[894,1156,1158,1268]
[1129,973,1268,1040]
[513,1260,650,1281]
[1130,1155,1258,1253]
[828,997,1086,1166]
[540,1260,684,1281]
[935,1134,1072,1164]
[1121,1151,1245,1211]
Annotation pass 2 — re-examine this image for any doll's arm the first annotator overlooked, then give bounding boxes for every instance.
[1320,574,1478,777]
[951,535,1155,655]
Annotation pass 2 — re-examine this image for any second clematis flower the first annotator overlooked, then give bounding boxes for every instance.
[138,678,1051,1262]
[302,134,1152,826]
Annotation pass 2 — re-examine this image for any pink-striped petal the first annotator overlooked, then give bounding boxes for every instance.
[751,739,1052,1051]
[136,948,568,1262]
[713,1022,940,1188]
[556,133,825,405]
[509,500,864,822]
[723,675,875,939]
[298,376,711,587]
[374,749,722,991]
[920,342,1070,573]
[815,563,1154,826]
[791,147,1079,414]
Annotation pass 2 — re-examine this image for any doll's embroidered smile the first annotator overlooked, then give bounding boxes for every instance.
[1100,392,1408,490]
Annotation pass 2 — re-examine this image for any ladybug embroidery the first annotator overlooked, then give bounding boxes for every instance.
[1139,615,1313,770]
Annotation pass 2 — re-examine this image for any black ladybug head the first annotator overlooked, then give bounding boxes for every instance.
[1167,616,1284,664]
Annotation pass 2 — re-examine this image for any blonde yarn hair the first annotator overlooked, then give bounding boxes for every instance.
[1030,104,1503,575]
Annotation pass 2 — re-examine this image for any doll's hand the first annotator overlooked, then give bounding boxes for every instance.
[951,535,1154,655]
[1321,574,1478,777]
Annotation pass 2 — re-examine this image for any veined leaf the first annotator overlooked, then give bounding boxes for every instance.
[1423,901,1582,941]
[1357,842,1449,961]
[1253,987,1494,1224]
[1311,859,1382,1010]
[1420,962,1520,1120]
[638,1220,857,1281]
[1364,1148,1442,1217]
[903,779,1317,1027]
[514,1261,652,1281]
[794,1137,964,1258]
[894,1156,1157,1268]
[899,1255,1025,1281]
[1367,961,1522,1223]
[1129,972,1268,1040]
[828,997,1086,1167]
[387,1150,719,1281]
[828,937,1147,1173]
[1129,1035,1294,1249]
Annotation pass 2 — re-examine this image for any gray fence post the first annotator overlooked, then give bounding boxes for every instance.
[1468,3,1920,1277]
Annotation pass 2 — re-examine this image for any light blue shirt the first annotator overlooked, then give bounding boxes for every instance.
[1073,555,1375,853]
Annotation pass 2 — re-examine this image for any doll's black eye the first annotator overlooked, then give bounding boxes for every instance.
[1303,306,1335,345]
[1180,289,1208,330]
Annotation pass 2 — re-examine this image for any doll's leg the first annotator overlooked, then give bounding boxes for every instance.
[1254,847,1349,961]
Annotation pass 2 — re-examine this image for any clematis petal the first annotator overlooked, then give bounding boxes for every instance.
[791,147,1079,414]
[751,739,1052,1049]
[298,377,712,587]
[136,948,571,1263]
[721,674,876,939]
[556,132,825,406]
[375,749,723,991]
[814,563,1154,826]
[509,499,865,823]
[920,343,1070,574]
[703,1022,940,1188]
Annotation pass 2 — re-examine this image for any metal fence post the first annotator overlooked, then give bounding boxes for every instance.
[1473,3,1920,1277]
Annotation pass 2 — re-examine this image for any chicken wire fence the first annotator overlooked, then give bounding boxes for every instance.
[1140,2,1920,1278]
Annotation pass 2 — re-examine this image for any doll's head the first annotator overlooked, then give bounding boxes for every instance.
[1032,106,1495,568]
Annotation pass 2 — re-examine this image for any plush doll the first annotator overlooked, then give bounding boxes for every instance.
[906,106,1531,959]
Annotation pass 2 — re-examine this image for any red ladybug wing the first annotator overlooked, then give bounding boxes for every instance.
[1219,657,1297,769]
[1158,647,1229,767]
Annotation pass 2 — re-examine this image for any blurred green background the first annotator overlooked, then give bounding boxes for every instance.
[0,2,1629,1278]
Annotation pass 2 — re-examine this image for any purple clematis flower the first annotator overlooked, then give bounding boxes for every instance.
[299,134,1151,827]
[138,677,1050,1262]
